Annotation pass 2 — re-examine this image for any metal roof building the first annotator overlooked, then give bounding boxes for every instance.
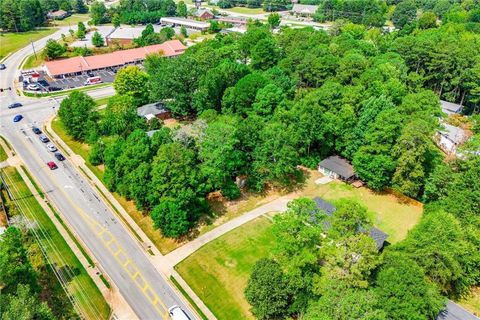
[160,17,209,31]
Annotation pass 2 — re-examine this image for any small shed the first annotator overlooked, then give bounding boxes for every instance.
[440,100,463,115]
[436,300,479,320]
[313,197,388,251]
[137,102,171,120]
[318,155,355,181]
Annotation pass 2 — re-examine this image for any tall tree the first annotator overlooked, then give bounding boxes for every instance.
[90,0,107,25]
[58,91,98,141]
[113,65,149,105]
[74,0,88,13]
[91,31,104,47]
[42,39,66,60]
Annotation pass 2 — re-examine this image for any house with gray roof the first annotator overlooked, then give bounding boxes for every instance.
[437,300,479,320]
[313,197,389,251]
[318,155,356,181]
[437,123,467,155]
[440,100,464,115]
[137,102,170,120]
[291,4,318,16]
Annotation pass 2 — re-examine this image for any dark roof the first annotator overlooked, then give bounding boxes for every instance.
[312,197,388,250]
[437,300,480,320]
[319,156,355,179]
[313,197,336,215]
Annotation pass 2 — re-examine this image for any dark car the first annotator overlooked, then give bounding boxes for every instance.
[13,115,23,122]
[48,86,62,92]
[8,102,22,109]
[54,152,65,161]
[32,126,42,134]
[47,161,58,170]
[39,134,49,143]
[0,63,6,70]
[86,71,95,77]
[38,80,49,87]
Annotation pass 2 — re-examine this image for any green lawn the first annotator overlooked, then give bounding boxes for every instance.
[176,217,275,319]
[1,166,110,320]
[50,14,89,27]
[0,29,57,60]
[224,6,265,14]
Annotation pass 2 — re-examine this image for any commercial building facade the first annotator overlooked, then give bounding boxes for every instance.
[44,40,186,78]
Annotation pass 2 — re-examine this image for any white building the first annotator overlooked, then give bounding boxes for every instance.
[440,100,464,115]
[160,17,209,31]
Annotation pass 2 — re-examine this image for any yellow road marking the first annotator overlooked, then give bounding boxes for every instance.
[14,135,170,319]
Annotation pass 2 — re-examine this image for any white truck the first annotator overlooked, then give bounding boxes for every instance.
[168,305,191,320]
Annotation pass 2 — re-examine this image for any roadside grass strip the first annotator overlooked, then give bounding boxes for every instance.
[0,166,111,320]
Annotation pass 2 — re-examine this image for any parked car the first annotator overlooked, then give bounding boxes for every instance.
[48,86,62,92]
[8,102,22,109]
[54,152,65,161]
[26,84,39,91]
[168,306,191,320]
[0,63,6,70]
[47,161,58,170]
[32,126,42,134]
[39,134,49,143]
[13,115,23,122]
[38,80,49,87]
[86,71,95,77]
[46,143,57,152]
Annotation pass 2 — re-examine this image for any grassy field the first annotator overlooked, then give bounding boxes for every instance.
[176,217,275,319]
[295,170,423,244]
[224,6,265,14]
[50,14,89,27]
[1,166,110,320]
[0,29,57,60]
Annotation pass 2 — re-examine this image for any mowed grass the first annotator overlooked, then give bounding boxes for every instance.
[0,28,57,60]
[1,166,110,319]
[224,6,265,14]
[50,14,89,27]
[296,170,423,244]
[176,217,275,320]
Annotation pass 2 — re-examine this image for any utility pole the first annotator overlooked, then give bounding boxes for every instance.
[31,40,38,60]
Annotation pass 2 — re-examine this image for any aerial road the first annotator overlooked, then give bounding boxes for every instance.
[0,30,195,320]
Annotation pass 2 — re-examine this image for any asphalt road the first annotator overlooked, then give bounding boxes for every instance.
[1,30,195,320]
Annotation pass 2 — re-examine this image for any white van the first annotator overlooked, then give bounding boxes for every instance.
[84,76,102,85]
[168,305,191,320]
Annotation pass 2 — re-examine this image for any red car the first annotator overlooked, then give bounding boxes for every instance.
[47,161,58,170]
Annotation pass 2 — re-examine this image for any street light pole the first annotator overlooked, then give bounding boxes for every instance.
[31,40,38,60]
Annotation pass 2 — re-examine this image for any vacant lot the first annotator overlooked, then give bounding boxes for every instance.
[50,14,89,27]
[176,217,275,319]
[1,166,110,319]
[0,29,57,60]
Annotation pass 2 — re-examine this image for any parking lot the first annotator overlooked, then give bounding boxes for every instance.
[22,69,116,92]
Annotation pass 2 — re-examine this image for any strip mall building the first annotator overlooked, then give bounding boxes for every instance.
[43,40,186,78]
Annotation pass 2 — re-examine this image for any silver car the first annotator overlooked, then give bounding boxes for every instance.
[46,143,57,152]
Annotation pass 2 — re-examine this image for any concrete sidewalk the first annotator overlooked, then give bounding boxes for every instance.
[164,197,291,266]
